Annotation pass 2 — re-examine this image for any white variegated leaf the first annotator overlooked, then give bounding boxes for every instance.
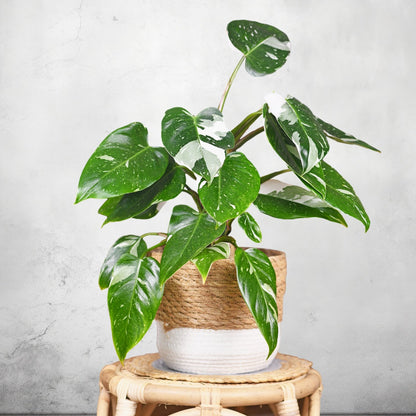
[196,108,234,149]
[264,93,329,174]
[255,180,347,226]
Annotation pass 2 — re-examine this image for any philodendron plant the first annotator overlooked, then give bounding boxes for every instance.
[76,20,379,363]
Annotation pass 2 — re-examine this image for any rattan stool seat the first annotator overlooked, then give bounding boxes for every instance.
[97,353,322,416]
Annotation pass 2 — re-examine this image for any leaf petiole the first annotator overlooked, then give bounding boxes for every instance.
[260,169,291,184]
[218,55,246,112]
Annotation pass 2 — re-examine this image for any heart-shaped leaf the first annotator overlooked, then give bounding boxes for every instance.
[108,254,163,363]
[264,94,329,174]
[254,180,347,226]
[76,122,169,203]
[238,212,262,243]
[227,20,290,76]
[303,161,370,231]
[192,242,231,283]
[160,205,226,283]
[99,235,147,289]
[162,107,232,182]
[98,160,185,224]
[235,247,278,357]
[318,118,380,152]
[199,152,260,224]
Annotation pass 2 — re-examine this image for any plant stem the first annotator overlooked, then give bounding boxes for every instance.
[260,169,291,184]
[231,109,262,141]
[141,232,168,238]
[184,185,204,212]
[218,55,245,113]
[147,238,167,253]
[224,218,235,236]
[228,126,264,153]
[215,235,237,247]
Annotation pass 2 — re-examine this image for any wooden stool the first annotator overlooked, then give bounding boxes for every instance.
[97,353,322,416]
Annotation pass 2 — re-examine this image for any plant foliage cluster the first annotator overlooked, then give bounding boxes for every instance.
[76,20,379,362]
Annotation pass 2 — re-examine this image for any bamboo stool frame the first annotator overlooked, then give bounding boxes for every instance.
[97,354,322,416]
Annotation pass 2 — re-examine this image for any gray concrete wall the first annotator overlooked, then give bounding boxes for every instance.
[1,0,415,413]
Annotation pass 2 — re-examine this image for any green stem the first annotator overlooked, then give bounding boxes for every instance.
[228,126,264,153]
[231,109,262,141]
[260,169,291,184]
[218,55,245,113]
[141,232,168,238]
[184,185,204,212]
[147,238,167,253]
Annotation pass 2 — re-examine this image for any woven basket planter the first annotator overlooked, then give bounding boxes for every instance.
[150,248,287,375]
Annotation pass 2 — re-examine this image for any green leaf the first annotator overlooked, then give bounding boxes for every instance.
[234,247,278,357]
[238,212,262,243]
[160,205,226,283]
[318,118,380,152]
[303,161,370,231]
[162,107,233,182]
[191,242,231,283]
[296,161,326,199]
[76,122,169,203]
[227,20,290,76]
[254,180,347,226]
[199,152,260,224]
[98,160,186,224]
[99,235,147,289]
[133,204,160,220]
[264,94,329,174]
[108,254,163,363]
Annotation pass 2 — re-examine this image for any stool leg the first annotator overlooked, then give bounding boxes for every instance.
[299,397,309,416]
[308,389,321,416]
[97,387,111,416]
[140,403,158,416]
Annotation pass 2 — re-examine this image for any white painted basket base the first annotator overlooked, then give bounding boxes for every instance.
[156,320,280,375]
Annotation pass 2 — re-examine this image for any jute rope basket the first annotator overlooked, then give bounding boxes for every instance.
[150,247,287,331]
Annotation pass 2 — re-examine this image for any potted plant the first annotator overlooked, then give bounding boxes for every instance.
[75,19,379,374]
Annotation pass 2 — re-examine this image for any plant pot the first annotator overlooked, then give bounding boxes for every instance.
[151,248,286,375]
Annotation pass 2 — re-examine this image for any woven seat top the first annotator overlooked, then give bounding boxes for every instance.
[122,353,312,384]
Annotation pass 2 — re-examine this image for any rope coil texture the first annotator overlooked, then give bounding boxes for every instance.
[151,248,286,330]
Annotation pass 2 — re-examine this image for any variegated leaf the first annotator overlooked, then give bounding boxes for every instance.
[98,160,185,224]
[199,152,260,224]
[196,108,234,149]
[254,180,347,226]
[76,122,169,203]
[235,247,278,357]
[264,93,329,174]
[303,161,370,231]
[192,242,231,283]
[227,20,290,76]
[108,254,163,363]
[318,118,380,152]
[160,205,226,283]
[99,235,147,289]
[238,212,262,243]
[162,107,233,182]
[296,161,326,199]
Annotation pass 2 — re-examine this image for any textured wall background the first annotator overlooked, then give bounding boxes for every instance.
[1,0,415,413]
